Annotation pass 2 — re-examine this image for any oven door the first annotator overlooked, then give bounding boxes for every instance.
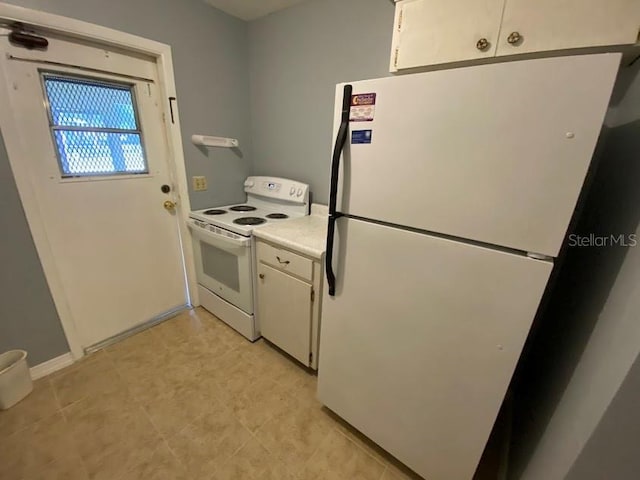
[188,220,253,314]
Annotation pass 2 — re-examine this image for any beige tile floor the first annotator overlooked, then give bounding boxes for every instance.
[0,307,422,480]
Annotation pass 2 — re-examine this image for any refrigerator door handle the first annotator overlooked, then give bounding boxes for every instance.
[326,84,352,297]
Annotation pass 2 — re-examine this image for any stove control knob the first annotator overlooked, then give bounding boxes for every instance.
[290,187,296,196]
[296,188,303,197]
[244,180,255,188]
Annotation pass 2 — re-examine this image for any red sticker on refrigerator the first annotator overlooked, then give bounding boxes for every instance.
[350,93,376,122]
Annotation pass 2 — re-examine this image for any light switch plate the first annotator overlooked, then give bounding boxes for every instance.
[192,176,207,191]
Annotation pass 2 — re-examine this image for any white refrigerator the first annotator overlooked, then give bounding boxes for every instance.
[318,54,620,480]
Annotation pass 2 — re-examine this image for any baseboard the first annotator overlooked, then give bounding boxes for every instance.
[30,352,74,380]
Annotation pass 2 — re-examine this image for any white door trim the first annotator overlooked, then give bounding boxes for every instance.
[0,2,199,360]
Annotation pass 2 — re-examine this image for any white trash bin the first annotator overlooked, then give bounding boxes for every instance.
[0,350,33,409]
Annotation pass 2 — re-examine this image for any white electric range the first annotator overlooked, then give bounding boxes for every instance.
[188,176,310,340]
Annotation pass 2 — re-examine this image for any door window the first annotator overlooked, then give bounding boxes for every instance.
[42,74,147,177]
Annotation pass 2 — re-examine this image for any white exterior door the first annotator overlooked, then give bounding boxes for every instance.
[318,217,553,480]
[0,35,188,349]
[336,54,619,257]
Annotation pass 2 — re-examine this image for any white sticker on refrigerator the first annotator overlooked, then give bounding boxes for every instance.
[350,93,376,122]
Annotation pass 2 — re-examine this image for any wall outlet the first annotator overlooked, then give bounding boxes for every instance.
[192,176,208,191]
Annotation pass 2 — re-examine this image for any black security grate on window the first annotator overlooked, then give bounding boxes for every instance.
[43,74,148,177]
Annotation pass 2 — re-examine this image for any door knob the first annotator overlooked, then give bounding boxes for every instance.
[476,38,490,51]
[507,31,522,45]
[163,200,176,211]
[259,273,265,279]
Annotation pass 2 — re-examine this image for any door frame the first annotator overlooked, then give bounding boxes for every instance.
[0,2,199,359]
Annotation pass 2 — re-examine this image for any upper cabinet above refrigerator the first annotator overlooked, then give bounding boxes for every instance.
[390,0,504,70]
[498,0,640,56]
[390,0,640,72]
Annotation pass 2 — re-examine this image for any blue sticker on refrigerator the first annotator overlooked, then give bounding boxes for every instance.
[351,130,372,144]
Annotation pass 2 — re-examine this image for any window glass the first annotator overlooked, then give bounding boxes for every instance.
[43,75,147,177]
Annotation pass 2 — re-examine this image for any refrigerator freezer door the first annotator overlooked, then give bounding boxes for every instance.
[334,53,619,257]
[318,218,553,480]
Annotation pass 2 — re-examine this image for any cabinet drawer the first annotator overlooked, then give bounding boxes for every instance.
[257,241,313,281]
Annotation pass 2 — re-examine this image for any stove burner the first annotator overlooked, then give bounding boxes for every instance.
[266,213,289,219]
[230,205,257,212]
[203,209,227,215]
[233,217,266,226]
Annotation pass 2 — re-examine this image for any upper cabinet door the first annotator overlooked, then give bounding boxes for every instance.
[498,0,640,56]
[391,0,505,72]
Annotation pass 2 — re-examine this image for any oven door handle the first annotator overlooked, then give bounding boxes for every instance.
[187,219,250,248]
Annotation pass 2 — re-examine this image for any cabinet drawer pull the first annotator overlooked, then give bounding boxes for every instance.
[257,242,313,281]
[507,31,522,45]
[259,273,265,279]
[276,256,290,265]
[476,38,490,51]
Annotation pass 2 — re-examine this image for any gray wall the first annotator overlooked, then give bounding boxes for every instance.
[566,350,640,480]
[248,0,394,203]
[1,0,252,363]
[0,132,69,365]
[510,62,640,480]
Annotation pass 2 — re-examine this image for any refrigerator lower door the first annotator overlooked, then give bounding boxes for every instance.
[318,218,553,480]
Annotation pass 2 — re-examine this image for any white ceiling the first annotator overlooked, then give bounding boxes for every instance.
[204,0,308,21]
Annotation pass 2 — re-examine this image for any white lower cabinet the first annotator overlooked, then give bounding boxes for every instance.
[256,240,323,369]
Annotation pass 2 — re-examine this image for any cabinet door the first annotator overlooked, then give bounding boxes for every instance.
[498,0,640,56]
[257,263,312,366]
[391,0,505,71]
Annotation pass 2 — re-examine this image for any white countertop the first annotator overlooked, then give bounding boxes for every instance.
[253,204,328,259]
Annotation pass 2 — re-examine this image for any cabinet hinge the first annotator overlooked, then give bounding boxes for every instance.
[393,47,400,68]
[311,289,315,302]
[397,7,403,32]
